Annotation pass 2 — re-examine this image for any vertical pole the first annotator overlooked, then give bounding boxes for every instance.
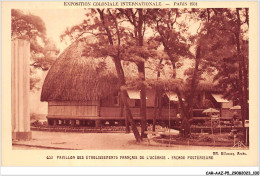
[219,118,221,134]
[53,120,57,126]
[211,118,213,135]
[12,39,32,140]
[47,119,51,126]
[18,41,25,132]
[71,120,76,127]
[11,40,17,132]
[245,128,248,146]
[95,120,101,128]
[168,95,170,132]
[124,105,130,133]
[23,41,30,132]
[14,40,19,132]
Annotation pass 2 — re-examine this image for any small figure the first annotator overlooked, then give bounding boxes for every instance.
[232,112,238,126]
[176,113,182,126]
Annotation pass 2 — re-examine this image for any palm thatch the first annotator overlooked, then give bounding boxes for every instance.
[196,81,220,92]
[41,40,219,102]
[143,78,219,92]
[41,40,119,101]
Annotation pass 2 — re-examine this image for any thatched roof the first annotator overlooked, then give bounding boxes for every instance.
[41,40,119,101]
[41,40,219,102]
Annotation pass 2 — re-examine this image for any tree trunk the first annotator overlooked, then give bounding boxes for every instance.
[156,16,191,136]
[119,9,148,139]
[121,98,130,133]
[158,90,163,121]
[137,9,147,139]
[114,59,141,142]
[124,104,130,133]
[245,8,249,26]
[186,46,201,118]
[153,59,163,131]
[97,9,141,142]
[176,89,191,137]
[236,8,247,143]
[138,63,147,138]
[121,90,140,140]
[153,88,158,131]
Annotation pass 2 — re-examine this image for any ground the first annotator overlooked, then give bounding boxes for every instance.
[12,131,247,150]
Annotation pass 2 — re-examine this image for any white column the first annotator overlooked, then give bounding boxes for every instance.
[12,39,32,140]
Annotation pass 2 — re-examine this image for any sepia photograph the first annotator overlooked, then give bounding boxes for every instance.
[11,7,250,150]
[1,1,259,169]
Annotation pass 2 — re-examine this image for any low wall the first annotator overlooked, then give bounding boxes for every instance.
[47,106,177,121]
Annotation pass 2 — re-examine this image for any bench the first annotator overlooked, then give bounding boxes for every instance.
[144,131,161,145]
[144,131,177,146]
[159,132,177,146]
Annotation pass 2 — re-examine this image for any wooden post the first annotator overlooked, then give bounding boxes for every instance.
[71,120,76,127]
[11,39,32,140]
[53,119,58,126]
[153,89,158,132]
[47,119,51,126]
[79,120,83,126]
[95,119,101,128]
[124,105,130,133]
[168,95,171,131]
[67,120,70,126]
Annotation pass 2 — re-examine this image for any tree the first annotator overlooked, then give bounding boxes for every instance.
[11,9,59,90]
[149,9,202,136]
[118,9,152,138]
[198,8,249,141]
[61,9,142,142]
[59,8,248,141]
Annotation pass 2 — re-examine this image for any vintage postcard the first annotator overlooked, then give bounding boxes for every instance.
[1,1,259,169]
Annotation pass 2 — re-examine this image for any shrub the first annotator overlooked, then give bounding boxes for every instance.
[30,113,37,121]
[198,135,214,142]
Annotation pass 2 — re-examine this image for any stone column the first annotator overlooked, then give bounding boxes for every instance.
[12,39,32,140]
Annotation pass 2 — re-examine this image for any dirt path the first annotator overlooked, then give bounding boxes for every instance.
[13,131,244,150]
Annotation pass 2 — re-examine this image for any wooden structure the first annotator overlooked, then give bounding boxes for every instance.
[41,40,176,127]
[41,40,235,128]
[210,93,234,117]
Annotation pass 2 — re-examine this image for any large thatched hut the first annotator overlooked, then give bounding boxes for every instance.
[41,40,233,127]
[41,40,173,126]
[41,41,119,126]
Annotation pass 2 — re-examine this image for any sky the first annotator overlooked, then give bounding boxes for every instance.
[26,9,87,52]
[26,9,200,52]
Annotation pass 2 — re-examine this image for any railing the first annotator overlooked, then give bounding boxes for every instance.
[100,106,176,120]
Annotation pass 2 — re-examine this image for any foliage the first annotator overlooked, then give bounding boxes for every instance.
[11,9,59,90]
[196,8,249,143]
[198,8,249,105]
[58,8,249,139]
